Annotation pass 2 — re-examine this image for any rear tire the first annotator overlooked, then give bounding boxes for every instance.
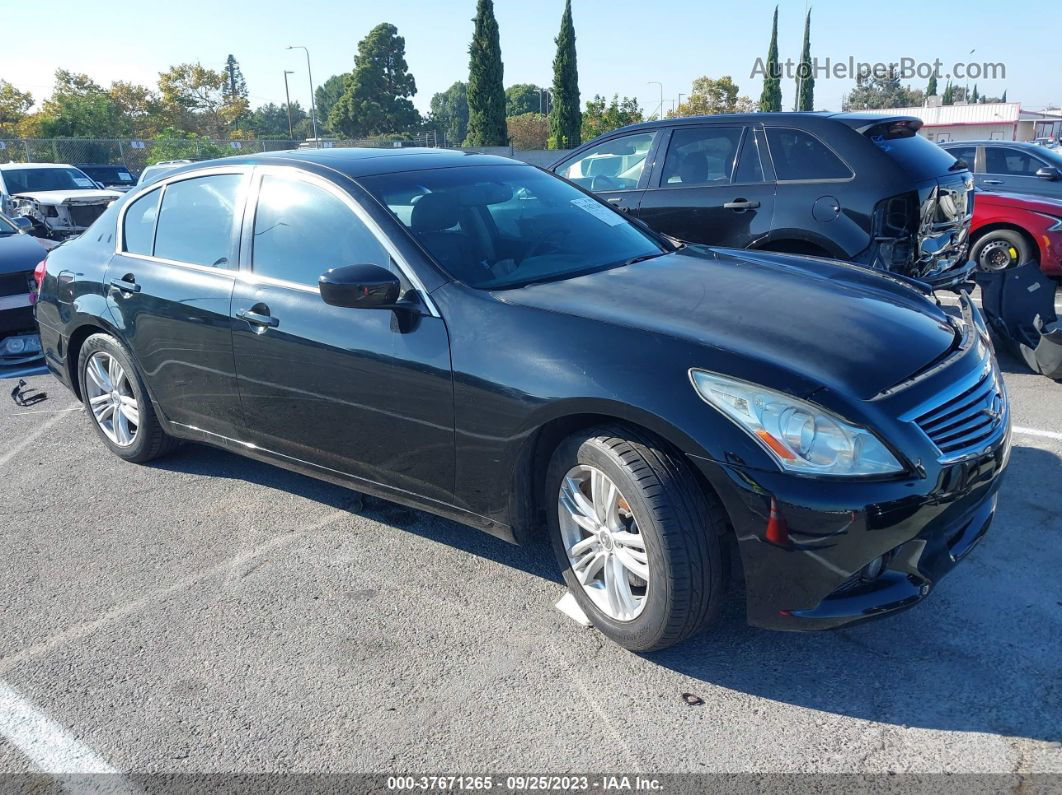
[78,333,178,464]
[971,230,1033,272]
[546,425,728,652]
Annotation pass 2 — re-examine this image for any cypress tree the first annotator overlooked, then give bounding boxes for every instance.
[1001,89,1007,103]
[549,0,581,149]
[795,9,814,111]
[926,74,937,96]
[758,7,782,112]
[942,82,954,105]
[465,0,507,146]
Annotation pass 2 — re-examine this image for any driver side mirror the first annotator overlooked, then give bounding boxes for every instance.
[319,263,401,309]
[1036,166,1060,180]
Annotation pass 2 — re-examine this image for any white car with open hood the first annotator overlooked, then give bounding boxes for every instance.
[0,163,121,240]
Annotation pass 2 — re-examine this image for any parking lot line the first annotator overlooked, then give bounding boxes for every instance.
[1013,426,1062,442]
[0,411,72,469]
[0,680,119,774]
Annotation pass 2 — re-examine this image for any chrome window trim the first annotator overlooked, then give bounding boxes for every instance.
[248,164,440,317]
[119,251,239,278]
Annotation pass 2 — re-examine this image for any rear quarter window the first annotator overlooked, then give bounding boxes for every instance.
[764,128,852,181]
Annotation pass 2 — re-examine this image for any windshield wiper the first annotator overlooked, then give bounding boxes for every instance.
[623,252,668,266]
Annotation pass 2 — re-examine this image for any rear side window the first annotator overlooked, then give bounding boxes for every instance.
[154,174,242,268]
[765,128,852,181]
[945,146,977,171]
[122,189,161,255]
[252,174,390,288]
[733,131,765,183]
[659,127,742,187]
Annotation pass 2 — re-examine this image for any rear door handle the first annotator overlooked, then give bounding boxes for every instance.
[723,199,761,211]
[237,308,280,328]
[108,275,141,293]
[605,197,629,212]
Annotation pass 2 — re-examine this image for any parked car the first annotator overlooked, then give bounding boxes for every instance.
[36,150,1010,651]
[966,191,1062,274]
[137,160,192,186]
[0,212,51,378]
[551,113,974,287]
[0,163,121,239]
[75,163,138,192]
[940,140,1062,199]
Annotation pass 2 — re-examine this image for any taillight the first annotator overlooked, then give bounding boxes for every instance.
[30,259,46,304]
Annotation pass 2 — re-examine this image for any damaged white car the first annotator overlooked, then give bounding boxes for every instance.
[0,163,120,240]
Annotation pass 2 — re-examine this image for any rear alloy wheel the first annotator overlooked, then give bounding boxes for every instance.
[971,230,1032,272]
[78,333,178,463]
[547,425,728,652]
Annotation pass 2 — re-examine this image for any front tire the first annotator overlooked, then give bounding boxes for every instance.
[546,425,728,652]
[971,230,1032,272]
[78,333,177,463]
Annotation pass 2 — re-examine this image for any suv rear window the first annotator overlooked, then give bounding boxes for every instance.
[866,123,963,180]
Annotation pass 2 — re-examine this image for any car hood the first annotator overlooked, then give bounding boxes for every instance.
[498,247,959,401]
[12,189,121,205]
[0,232,47,275]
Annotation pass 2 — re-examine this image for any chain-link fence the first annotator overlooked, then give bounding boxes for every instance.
[0,132,442,172]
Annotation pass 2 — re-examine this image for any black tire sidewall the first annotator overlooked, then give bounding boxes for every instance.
[547,433,678,651]
[972,231,1029,271]
[78,333,159,462]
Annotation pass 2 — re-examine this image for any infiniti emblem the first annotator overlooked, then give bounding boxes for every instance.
[983,393,1004,422]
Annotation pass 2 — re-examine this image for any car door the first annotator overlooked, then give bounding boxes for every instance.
[982,145,1062,197]
[229,167,454,504]
[552,130,660,213]
[943,144,979,176]
[635,124,776,247]
[107,168,247,437]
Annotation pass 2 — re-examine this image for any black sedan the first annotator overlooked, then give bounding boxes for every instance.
[35,149,1011,651]
[1,212,50,378]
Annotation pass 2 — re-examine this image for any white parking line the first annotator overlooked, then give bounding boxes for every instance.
[0,680,120,774]
[0,411,70,468]
[1014,426,1062,442]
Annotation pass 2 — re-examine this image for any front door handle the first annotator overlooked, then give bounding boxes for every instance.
[982,179,1003,185]
[723,199,761,211]
[605,197,629,213]
[237,308,280,328]
[108,275,141,293]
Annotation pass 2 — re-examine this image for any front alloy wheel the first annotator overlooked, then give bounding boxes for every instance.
[84,351,139,446]
[559,465,650,621]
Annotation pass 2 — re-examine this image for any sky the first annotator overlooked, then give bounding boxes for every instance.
[2,0,1057,119]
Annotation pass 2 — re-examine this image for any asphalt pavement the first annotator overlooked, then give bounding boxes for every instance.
[0,342,1059,781]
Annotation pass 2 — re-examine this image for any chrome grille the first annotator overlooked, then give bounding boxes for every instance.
[914,365,1006,458]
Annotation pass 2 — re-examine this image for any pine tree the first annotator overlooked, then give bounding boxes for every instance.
[942,82,954,105]
[465,0,507,146]
[328,24,419,138]
[1001,89,1007,103]
[971,84,980,103]
[758,7,782,112]
[223,54,247,102]
[795,9,814,111]
[926,74,937,96]
[549,0,580,149]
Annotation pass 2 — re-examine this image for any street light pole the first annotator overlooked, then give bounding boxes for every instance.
[282,70,295,140]
[287,45,319,146]
[648,81,663,119]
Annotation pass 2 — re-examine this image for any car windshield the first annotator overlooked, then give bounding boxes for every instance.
[360,164,665,289]
[867,127,963,180]
[2,167,98,193]
[79,165,135,185]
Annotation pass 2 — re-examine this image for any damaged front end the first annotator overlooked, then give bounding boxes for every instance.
[10,193,118,240]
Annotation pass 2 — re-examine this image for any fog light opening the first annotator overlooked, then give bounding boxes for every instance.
[860,552,892,583]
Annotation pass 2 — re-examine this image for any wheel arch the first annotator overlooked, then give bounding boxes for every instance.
[65,318,123,401]
[751,234,843,260]
[969,221,1039,258]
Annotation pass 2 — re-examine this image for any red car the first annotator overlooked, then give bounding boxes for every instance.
[969,191,1062,274]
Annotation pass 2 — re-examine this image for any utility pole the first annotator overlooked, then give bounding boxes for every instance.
[648,81,663,119]
[283,70,295,140]
[287,46,319,145]
[537,88,549,115]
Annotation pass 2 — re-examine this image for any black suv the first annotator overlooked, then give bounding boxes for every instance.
[551,113,974,286]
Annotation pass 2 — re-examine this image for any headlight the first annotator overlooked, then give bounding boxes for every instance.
[689,370,904,477]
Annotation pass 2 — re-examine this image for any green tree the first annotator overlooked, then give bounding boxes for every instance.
[548,0,580,149]
[158,63,235,136]
[0,80,34,135]
[315,74,347,131]
[148,126,228,163]
[246,101,311,138]
[328,23,419,138]
[223,55,248,104]
[844,66,923,110]
[671,76,755,117]
[1001,89,1007,103]
[926,74,938,96]
[506,83,547,117]
[581,94,643,140]
[108,81,165,136]
[941,81,954,105]
[465,0,507,146]
[795,9,814,111]
[757,6,782,112]
[36,70,124,137]
[971,84,980,103]
[507,112,549,149]
[429,81,469,145]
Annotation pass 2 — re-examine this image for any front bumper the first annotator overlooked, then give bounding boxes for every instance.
[689,423,1011,631]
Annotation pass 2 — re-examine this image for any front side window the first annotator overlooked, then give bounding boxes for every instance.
[122,189,161,255]
[361,164,665,290]
[252,174,390,287]
[985,147,1047,176]
[659,127,743,187]
[557,132,656,192]
[153,174,242,268]
[765,128,853,181]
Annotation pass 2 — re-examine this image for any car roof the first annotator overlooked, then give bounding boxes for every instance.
[158,147,526,180]
[940,140,1040,147]
[0,162,79,170]
[575,111,919,135]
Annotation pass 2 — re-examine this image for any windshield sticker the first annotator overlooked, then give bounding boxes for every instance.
[570,197,626,226]
[119,172,133,181]
[73,177,95,187]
